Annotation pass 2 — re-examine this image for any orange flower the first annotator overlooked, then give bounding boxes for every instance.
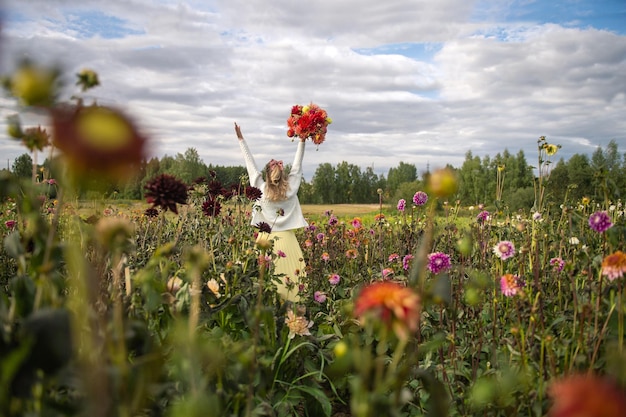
[548,373,626,417]
[601,250,626,281]
[354,281,421,340]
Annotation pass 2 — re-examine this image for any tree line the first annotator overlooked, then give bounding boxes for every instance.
[5,139,624,211]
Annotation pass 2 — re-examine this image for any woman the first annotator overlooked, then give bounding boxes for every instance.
[235,122,308,301]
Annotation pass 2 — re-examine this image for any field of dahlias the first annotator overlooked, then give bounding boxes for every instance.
[1,166,625,416]
[2,64,626,417]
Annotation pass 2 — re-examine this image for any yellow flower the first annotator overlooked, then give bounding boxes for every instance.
[544,143,559,156]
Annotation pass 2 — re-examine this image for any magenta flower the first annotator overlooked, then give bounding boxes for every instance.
[402,254,414,271]
[47,178,56,185]
[388,253,400,263]
[413,191,428,206]
[397,199,406,212]
[5,220,17,230]
[328,214,338,226]
[328,273,341,285]
[493,240,516,260]
[476,210,490,223]
[314,291,327,303]
[277,250,286,258]
[427,252,451,274]
[550,257,565,273]
[588,211,613,233]
[316,232,325,241]
[321,252,330,262]
[500,274,523,297]
[382,268,394,279]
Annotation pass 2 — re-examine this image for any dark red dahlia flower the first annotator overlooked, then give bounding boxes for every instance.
[202,197,222,217]
[144,174,188,214]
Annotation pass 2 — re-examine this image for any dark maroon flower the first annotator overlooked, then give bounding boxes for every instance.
[192,176,207,185]
[245,186,263,201]
[255,222,272,234]
[144,174,188,214]
[144,207,159,218]
[207,180,223,196]
[202,198,222,217]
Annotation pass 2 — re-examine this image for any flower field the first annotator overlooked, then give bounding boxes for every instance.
[1,169,625,416]
[1,64,625,417]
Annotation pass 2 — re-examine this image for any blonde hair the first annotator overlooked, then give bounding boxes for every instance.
[264,163,289,201]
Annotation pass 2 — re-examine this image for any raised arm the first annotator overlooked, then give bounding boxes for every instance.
[234,123,262,187]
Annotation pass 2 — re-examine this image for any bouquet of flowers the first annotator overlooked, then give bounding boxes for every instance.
[286,103,332,145]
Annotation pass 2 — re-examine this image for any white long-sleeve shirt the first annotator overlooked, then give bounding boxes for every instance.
[239,138,309,231]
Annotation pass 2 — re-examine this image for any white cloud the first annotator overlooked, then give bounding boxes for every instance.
[1,0,624,182]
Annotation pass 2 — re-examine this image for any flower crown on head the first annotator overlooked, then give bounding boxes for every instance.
[286,103,332,145]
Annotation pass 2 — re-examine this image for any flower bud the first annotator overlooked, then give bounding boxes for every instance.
[427,167,458,198]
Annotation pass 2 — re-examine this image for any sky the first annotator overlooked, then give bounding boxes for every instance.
[0,0,625,180]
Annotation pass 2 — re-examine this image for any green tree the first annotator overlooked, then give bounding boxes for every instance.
[387,162,417,196]
[11,153,33,179]
[311,163,337,204]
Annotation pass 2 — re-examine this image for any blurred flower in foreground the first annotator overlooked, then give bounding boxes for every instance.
[21,126,50,152]
[601,250,626,282]
[413,191,428,206]
[354,281,421,341]
[144,174,189,214]
[493,240,516,260]
[427,252,451,274]
[285,309,313,339]
[7,60,60,106]
[548,373,626,417]
[52,105,148,180]
[500,274,523,297]
[76,69,100,91]
[427,167,458,198]
[588,211,613,233]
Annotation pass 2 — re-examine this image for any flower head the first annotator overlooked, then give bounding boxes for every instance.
[285,309,314,339]
[548,373,626,417]
[402,254,414,271]
[397,199,406,212]
[550,257,565,273]
[144,207,159,218]
[255,221,272,234]
[52,105,148,180]
[207,278,221,298]
[354,281,421,341]
[244,185,262,201]
[493,240,516,260]
[427,252,451,274]
[321,252,330,262]
[314,291,327,303]
[601,251,626,282]
[500,274,523,297]
[588,211,613,233]
[202,197,222,217]
[544,143,559,156]
[328,273,341,285]
[476,210,490,224]
[351,217,362,229]
[144,174,189,214]
[4,220,17,230]
[413,191,428,206]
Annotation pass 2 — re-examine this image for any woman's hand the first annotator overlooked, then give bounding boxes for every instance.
[234,122,244,141]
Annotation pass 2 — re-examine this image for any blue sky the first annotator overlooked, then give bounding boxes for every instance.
[1,0,625,182]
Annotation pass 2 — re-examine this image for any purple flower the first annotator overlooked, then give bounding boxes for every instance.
[397,199,406,212]
[388,253,400,262]
[277,250,286,258]
[328,273,341,285]
[5,220,17,229]
[328,215,338,226]
[314,291,327,303]
[476,210,490,224]
[382,268,394,279]
[427,252,451,274]
[588,211,613,233]
[413,191,428,206]
[316,232,325,241]
[550,257,565,273]
[47,178,57,185]
[493,240,516,260]
[402,254,414,271]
